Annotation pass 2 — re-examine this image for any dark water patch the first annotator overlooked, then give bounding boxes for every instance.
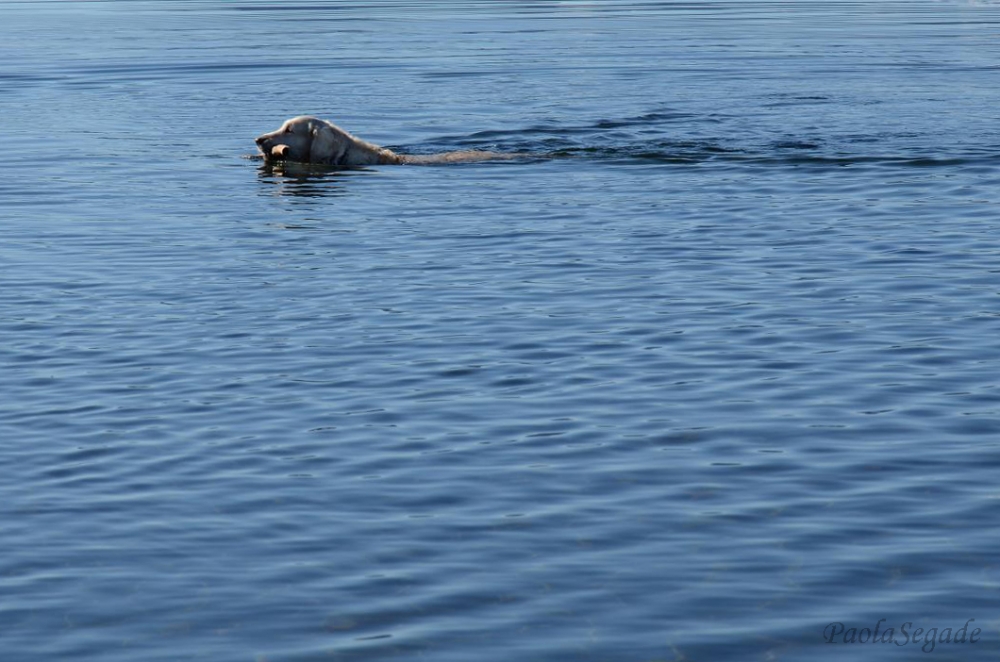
[230,3,372,11]
[482,142,1000,169]
[403,116,1000,170]
[0,72,65,87]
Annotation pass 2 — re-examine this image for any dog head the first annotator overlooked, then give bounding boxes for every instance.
[255,116,351,164]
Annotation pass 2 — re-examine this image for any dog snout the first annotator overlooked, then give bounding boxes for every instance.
[255,135,267,147]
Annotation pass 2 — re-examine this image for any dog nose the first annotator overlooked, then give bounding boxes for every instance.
[255,136,267,146]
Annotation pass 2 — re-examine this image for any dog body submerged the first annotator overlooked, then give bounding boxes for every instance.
[255,116,515,166]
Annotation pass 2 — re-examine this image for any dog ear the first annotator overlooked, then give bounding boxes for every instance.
[309,124,348,165]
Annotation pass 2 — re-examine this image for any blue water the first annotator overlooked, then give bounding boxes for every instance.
[3,1,1000,660]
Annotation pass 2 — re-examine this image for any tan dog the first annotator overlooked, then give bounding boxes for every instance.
[255,116,517,166]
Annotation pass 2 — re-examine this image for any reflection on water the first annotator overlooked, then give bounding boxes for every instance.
[256,162,366,197]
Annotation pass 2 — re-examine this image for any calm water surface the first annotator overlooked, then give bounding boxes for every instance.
[4,1,1000,660]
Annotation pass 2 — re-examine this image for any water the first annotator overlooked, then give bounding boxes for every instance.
[3,1,1000,660]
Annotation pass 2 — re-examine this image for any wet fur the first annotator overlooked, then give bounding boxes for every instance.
[255,116,516,166]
